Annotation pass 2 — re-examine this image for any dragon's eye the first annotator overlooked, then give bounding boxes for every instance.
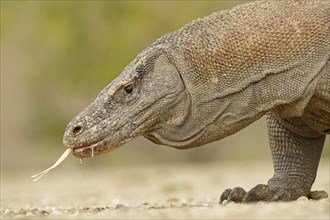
[124,84,133,93]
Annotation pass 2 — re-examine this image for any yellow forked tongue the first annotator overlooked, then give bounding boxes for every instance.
[31,148,73,181]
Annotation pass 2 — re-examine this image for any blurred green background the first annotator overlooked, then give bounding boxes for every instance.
[1,0,329,173]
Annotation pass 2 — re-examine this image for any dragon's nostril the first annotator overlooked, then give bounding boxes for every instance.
[72,125,83,135]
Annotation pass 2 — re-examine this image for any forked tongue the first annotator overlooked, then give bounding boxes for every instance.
[31,148,73,181]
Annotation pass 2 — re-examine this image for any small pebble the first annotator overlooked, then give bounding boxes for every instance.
[112,199,120,205]
[297,196,308,202]
[39,210,49,216]
[4,209,11,214]
[167,197,179,203]
[114,204,124,209]
[25,212,34,217]
[92,207,102,213]
[17,209,27,215]
[221,199,229,206]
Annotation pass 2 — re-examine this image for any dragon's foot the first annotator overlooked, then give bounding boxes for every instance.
[219,184,328,204]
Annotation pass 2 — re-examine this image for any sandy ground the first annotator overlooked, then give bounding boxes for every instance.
[1,161,329,219]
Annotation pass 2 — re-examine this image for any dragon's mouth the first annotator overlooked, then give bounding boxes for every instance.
[72,139,106,158]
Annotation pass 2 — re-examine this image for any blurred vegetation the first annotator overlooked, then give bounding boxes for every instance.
[1,1,329,171]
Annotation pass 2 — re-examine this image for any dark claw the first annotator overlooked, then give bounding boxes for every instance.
[242,184,273,203]
[219,187,246,204]
[308,190,328,200]
[219,188,232,204]
[227,187,246,203]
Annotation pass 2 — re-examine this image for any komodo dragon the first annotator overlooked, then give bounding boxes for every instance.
[63,0,330,203]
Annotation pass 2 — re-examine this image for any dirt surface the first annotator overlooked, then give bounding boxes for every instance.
[1,161,329,219]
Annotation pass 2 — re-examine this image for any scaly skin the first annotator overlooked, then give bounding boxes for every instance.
[63,0,330,203]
